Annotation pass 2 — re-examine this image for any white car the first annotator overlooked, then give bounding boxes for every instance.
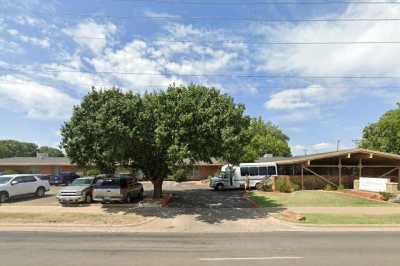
[0,174,50,203]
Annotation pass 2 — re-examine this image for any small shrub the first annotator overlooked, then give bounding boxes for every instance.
[337,184,345,191]
[87,169,101,176]
[172,169,187,183]
[324,184,334,191]
[379,192,394,201]
[256,178,273,191]
[275,177,293,193]
[3,169,17,175]
[291,183,301,191]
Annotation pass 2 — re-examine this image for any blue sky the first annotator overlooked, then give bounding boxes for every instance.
[0,0,399,155]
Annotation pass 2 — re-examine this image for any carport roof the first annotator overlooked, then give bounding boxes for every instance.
[256,148,400,165]
[0,157,73,166]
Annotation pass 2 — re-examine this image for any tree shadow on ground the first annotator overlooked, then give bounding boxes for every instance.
[100,187,286,224]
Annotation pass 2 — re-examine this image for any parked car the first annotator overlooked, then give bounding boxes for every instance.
[93,176,143,203]
[35,174,53,181]
[49,172,80,186]
[56,176,101,204]
[0,174,50,203]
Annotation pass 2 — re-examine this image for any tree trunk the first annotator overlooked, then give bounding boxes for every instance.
[152,178,163,199]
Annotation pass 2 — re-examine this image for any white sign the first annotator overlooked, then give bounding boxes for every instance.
[359,177,389,192]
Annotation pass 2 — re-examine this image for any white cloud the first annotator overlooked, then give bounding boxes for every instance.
[7,28,49,48]
[291,142,339,155]
[0,75,78,119]
[257,4,400,78]
[265,85,346,110]
[64,19,117,54]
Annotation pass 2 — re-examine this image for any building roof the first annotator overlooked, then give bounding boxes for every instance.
[0,156,224,167]
[0,157,73,166]
[256,148,400,165]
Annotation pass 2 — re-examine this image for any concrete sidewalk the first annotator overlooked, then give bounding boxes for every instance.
[284,207,400,215]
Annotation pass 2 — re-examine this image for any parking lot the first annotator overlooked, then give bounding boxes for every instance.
[1,181,253,208]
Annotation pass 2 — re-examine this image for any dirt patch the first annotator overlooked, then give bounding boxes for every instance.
[0,212,148,225]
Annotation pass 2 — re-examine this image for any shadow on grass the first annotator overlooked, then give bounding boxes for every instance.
[249,193,284,208]
[100,187,286,224]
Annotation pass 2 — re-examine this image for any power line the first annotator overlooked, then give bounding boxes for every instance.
[64,36,400,45]
[0,80,398,91]
[99,0,400,5]
[19,12,400,22]
[3,67,400,79]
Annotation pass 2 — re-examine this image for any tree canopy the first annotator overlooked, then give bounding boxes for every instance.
[38,146,64,157]
[0,140,63,158]
[61,85,250,198]
[360,103,400,154]
[241,117,291,162]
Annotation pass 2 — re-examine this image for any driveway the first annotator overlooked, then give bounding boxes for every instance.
[162,181,253,208]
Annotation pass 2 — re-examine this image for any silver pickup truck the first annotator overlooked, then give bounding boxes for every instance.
[57,176,100,204]
[92,176,143,203]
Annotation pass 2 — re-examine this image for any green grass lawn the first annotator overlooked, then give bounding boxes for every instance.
[250,191,396,207]
[298,213,400,224]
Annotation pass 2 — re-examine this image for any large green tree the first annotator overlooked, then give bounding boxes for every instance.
[138,85,250,197]
[360,103,400,154]
[60,88,144,174]
[0,140,38,158]
[61,85,250,198]
[38,146,64,157]
[241,117,291,162]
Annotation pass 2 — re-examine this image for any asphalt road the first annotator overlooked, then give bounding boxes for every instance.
[1,231,400,266]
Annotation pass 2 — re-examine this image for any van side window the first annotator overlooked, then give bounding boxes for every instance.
[248,167,258,176]
[259,167,268,176]
[268,166,277,175]
[240,167,249,176]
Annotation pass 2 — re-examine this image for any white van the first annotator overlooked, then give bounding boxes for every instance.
[209,162,278,190]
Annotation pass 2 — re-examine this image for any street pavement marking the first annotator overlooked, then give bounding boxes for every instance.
[199,256,304,261]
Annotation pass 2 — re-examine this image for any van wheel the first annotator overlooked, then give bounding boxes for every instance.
[36,187,45,197]
[85,194,92,203]
[215,184,224,191]
[0,192,9,203]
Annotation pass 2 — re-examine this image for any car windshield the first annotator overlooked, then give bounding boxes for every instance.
[0,177,12,184]
[71,178,92,186]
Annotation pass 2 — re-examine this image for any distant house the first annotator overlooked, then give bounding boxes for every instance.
[0,153,224,179]
[256,148,400,189]
[0,153,82,175]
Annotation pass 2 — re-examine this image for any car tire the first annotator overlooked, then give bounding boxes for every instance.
[215,184,224,191]
[0,192,9,203]
[85,194,92,204]
[36,187,45,197]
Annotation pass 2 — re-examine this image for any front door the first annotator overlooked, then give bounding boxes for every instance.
[8,177,25,196]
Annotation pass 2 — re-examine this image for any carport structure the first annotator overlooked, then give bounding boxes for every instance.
[260,149,400,189]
